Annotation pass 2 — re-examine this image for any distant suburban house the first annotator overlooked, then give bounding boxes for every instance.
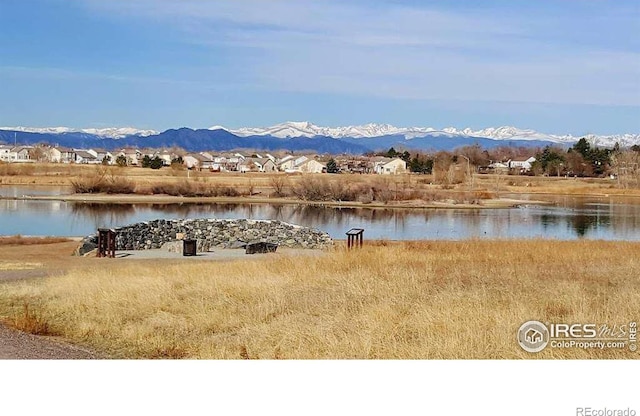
[277,155,297,171]
[183,153,212,169]
[118,148,142,165]
[258,158,277,172]
[8,146,33,162]
[508,157,536,172]
[213,153,244,171]
[199,152,215,161]
[278,155,322,173]
[45,146,75,163]
[0,145,12,161]
[296,159,326,173]
[337,157,369,174]
[373,157,407,175]
[74,149,99,164]
[487,161,509,173]
[237,157,277,173]
[94,150,113,165]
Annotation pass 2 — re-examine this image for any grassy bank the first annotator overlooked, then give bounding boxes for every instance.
[0,240,638,359]
[3,163,640,201]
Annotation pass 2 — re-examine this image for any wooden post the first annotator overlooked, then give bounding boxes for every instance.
[107,229,116,258]
[97,228,116,258]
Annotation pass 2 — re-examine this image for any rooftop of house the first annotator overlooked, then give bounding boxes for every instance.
[184,153,212,162]
[12,146,34,153]
[53,146,74,152]
[75,150,97,159]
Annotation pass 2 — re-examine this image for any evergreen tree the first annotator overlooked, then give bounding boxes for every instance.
[326,158,339,173]
[115,155,128,167]
[150,156,164,170]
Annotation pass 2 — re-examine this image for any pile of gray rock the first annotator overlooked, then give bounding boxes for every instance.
[73,235,98,256]
[80,219,333,253]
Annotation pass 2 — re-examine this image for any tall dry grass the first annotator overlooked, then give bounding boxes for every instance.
[0,236,72,246]
[0,240,638,359]
[0,162,36,176]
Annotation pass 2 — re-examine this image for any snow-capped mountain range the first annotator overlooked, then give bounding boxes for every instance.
[219,121,639,148]
[0,126,158,139]
[1,121,638,153]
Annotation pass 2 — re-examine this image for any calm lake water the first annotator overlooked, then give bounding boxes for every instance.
[2,185,640,240]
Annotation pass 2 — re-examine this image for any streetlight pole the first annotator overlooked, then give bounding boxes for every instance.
[458,154,473,191]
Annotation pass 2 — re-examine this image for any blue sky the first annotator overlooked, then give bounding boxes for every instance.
[0,0,638,134]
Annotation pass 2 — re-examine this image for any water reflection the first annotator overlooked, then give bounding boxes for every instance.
[70,203,136,228]
[2,197,640,240]
[0,185,73,197]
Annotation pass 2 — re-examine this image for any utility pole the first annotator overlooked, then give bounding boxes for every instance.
[458,154,473,191]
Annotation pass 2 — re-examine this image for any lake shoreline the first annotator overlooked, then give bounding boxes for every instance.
[0,192,550,210]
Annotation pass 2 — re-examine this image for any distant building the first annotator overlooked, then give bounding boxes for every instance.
[487,161,509,173]
[277,155,324,173]
[183,153,211,169]
[0,145,12,161]
[5,146,34,163]
[118,148,142,165]
[45,146,76,163]
[508,157,536,172]
[296,159,326,174]
[373,157,406,175]
[238,157,277,173]
[74,150,99,164]
[94,150,114,165]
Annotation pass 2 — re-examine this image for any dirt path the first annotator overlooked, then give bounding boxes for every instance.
[0,324,100,359]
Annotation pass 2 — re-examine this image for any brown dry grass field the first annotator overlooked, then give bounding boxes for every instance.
[0,239,638,359]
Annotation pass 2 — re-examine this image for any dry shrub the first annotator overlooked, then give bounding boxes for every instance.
[369,178,394,203]
[147,182,192,196]
[353,183,375,203]
[451,192,479,205]
[270,175,290,197]
[292,176,333,201]
[11,302,55,336]
[148,181,241,197]
[474,190,495,200]
[70,167,135,194]
[71,176,135,194]
[293,176,368,202]
[149,345,189,359]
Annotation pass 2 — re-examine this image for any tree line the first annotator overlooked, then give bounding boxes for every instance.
[358,139,637,178]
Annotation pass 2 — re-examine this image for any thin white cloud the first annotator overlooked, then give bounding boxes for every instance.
[75,0,640,106]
